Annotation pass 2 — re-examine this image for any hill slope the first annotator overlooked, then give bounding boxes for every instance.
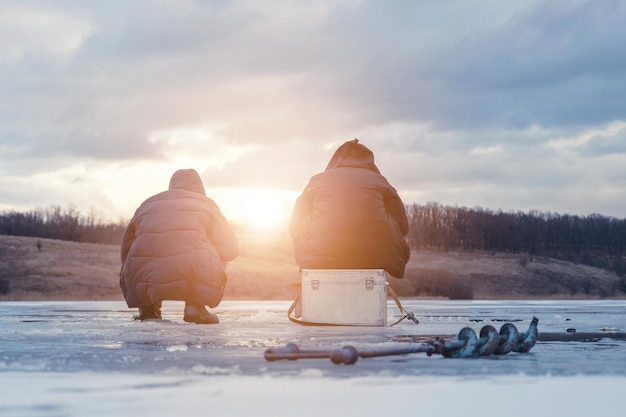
[0,235,623,301]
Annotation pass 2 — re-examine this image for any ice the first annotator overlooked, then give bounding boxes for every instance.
[1,299,625,416]
[1,372,625,417]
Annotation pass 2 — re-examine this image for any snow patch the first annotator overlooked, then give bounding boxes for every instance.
[236,309,281,323]
[166,344,188,352]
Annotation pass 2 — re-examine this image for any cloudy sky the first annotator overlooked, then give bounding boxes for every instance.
[1,0,625,230]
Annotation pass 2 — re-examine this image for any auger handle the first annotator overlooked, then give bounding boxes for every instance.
[264,343,330,361]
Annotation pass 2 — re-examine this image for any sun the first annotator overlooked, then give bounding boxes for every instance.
[242,196,288,233]
[212,187,296,237]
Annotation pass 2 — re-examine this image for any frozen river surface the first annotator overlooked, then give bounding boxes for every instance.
[1,299,625,416]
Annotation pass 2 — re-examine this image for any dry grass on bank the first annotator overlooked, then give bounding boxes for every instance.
[0,234,623,301]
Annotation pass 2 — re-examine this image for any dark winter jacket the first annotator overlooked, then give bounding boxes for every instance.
[120,169,238,308]
[289,140,410,278]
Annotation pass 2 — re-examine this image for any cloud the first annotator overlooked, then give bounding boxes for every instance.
[547,121,626,157]
[1,0,626,220]
[0,3,93,63]
[203,141,331,190]
[421,0,626,129]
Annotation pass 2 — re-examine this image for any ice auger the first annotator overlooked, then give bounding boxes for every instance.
[264,316,539,365]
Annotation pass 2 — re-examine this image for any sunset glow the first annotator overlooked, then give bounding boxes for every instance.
[210,187,296,238]
[242,198,287,233]
[3,2,626,222]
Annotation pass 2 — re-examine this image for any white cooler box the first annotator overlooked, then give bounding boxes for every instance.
[300,269,388,326]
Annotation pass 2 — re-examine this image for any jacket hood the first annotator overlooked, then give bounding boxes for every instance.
[168,169,206,196]
[325,139,381,174]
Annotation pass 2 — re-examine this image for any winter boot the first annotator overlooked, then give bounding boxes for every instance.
[138,302,162,320]
[183,303,219,324]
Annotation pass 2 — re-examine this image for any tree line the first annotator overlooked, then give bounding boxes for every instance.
[407,202,625,275]
[0,205,126,245]
[1,203,625,275]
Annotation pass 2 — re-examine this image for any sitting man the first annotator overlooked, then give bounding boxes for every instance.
[290,139,410,279]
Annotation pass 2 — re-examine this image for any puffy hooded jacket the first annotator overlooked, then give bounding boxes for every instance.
[120,169,238,308]
[289,139,410,278]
